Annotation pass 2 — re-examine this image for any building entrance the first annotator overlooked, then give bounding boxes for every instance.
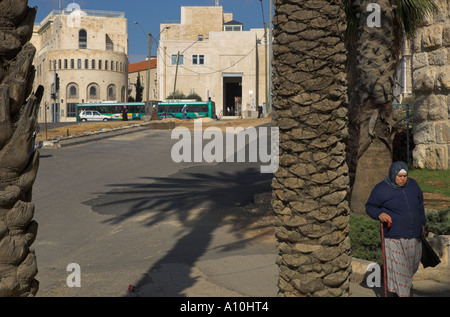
[223,75,242,116]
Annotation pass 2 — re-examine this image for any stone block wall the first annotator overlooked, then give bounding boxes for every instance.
[412,0,450,170]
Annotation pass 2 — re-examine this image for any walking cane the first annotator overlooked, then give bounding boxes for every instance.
[380,221,391,297]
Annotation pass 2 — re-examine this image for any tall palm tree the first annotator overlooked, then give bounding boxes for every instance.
[0,0,43,296]
[345,0,437,214]
[271,0,352,296]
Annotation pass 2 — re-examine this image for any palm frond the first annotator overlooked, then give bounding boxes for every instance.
[394,0,438,38]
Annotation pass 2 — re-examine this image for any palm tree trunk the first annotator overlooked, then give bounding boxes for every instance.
[272,0,352,296]
[348,0,398,214]
[0,0,42,297]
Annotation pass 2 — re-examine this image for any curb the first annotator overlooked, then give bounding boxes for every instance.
[38,121,177,149]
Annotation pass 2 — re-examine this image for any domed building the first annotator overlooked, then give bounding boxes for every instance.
[31,6,128,122]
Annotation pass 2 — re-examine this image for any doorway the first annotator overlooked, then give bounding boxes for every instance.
[223,75,242,116]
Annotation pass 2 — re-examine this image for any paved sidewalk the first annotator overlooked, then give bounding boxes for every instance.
[36,125,449,298]
[125,258,450,297]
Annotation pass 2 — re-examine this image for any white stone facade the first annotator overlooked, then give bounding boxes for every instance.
[158,6,269,117]
[31,8,128,122]
[412,0,450,170]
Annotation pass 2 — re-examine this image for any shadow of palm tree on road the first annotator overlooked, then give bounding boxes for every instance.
[83,161,274,296]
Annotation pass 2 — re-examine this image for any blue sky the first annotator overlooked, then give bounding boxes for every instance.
[29,0,271,63]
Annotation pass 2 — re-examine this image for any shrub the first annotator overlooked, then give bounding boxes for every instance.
[166,90,186,100]
[186,90,202,101]
[349,209,450,264]
[349,214,382,265]
[426,208,450,235]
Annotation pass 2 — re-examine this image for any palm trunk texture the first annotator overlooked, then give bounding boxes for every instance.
[271,0,352,296]
[348,0,397,214]
[0,0,43,297]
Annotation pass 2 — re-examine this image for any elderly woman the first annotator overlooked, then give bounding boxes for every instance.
[365,161,426,297]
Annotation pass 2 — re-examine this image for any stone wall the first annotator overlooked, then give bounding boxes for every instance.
[412,0,450,170]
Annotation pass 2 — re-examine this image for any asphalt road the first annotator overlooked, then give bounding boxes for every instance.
[32,127,278,297]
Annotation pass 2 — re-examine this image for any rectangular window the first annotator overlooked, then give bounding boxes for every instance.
[192,55,205,65]
[99,60,102,70]
[64,59,68,69]
[224,25,242,31]
[77,59,82,69]
[58,59,62,69]
[67,103,77,117]
[85,59,89,69]
[105,60,108,70]
[71,59,75,69]
[171,54,183,65]
[92,59,96,69]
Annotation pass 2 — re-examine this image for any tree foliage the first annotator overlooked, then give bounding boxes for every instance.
[135,73,143,102]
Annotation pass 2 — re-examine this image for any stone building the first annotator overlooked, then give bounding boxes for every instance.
[127,58,158,102]
[412,0,450,170]
[158,6,269,117]
[31,7,129,123]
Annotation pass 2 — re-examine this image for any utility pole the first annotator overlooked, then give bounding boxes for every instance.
[134,22,152,119]
[260,0,269,115]
[135,22,170,118]
[173,51,180,97]
[173,35,206,98]
[146,31,152,118]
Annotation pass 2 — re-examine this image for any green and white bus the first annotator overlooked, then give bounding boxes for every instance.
[76,102,147,121]
[157,101,216,119]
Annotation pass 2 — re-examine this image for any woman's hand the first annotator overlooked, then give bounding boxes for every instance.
[379,212,392,224]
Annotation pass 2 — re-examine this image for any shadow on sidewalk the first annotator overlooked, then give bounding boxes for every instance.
[83,161,274,296]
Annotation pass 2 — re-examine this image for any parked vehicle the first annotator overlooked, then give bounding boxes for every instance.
[79,110,111,122]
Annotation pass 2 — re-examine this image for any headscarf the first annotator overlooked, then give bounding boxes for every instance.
[384,161,409,189]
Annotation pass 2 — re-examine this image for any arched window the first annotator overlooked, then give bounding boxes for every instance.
[67,83,79,99]
[87,83,100,100]
[107,84,116,101]
[79,29,87,49]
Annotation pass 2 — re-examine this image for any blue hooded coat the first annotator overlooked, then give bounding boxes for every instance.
[365,161,426,239]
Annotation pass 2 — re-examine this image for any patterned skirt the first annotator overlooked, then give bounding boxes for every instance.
[384,238,422,297]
